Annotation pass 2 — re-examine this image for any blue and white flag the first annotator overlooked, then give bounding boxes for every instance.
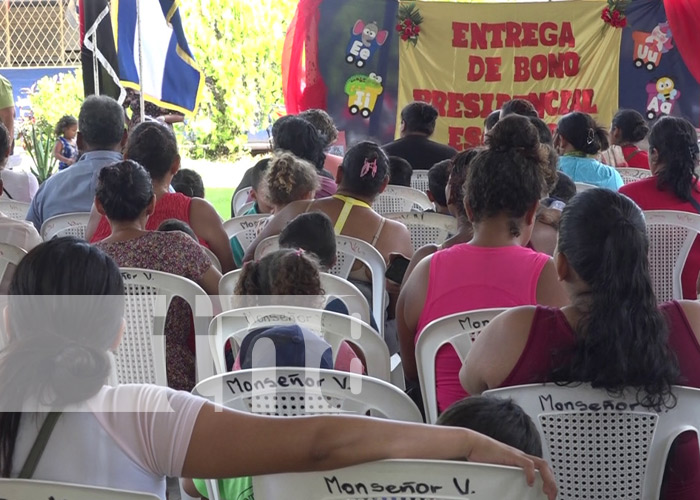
[113,0,203,114]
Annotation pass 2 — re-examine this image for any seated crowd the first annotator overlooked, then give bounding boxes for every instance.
[1,91,700,500]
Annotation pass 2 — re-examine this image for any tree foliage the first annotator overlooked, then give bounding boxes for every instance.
[181,0,297,159]
[26,69,84,132]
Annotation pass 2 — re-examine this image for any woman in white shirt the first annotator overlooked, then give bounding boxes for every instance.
[0,238,555,499]
[0,123,39,202]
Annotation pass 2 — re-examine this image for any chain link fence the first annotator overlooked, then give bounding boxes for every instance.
[1,0,80,68]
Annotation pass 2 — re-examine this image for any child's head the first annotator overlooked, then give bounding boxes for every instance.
[271,115,326,172]
[250,158,273,214]
[337,141,389,198]
[279,212,336,271]
[125,121,179,182]
[235,248,323,297]
[388,156,412,187]
[265,152,319,211]
[500,98,538,119]
[437,396,542,457]
[427,159,452,210]
[172,168,204,198]
[549,172,576,203]
[157,218,197,240]
[556,112,609,155]
[299,109,339,149]
[55,115,78,139]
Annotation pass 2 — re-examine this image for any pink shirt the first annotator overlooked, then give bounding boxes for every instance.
[416,244,549,412]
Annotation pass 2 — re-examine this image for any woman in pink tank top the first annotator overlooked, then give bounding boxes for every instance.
[463,189,700,500]
[85,122,235,272]
[397,115,568,414]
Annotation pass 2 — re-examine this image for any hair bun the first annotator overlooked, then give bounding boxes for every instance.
[488,115,539,155]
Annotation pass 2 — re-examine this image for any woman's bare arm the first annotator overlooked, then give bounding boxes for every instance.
[189,198,235,273]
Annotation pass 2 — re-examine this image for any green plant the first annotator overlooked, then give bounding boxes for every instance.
[26,69,84,129]
[22,122,57,184]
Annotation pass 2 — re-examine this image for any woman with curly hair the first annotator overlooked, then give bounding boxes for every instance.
[462,188,700,500]
[620,116,700,299]
[397,115,567,413]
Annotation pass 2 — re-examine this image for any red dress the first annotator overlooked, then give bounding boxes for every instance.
[621,145,650,170]
[502,302,700,500]
[91,193,207,246]
[620,177,700,299]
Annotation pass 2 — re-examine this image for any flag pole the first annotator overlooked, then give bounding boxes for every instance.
[136,0,145,123]
[92,30,100,96]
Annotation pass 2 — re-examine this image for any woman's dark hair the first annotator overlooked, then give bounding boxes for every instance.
[158,218,197,240]
[612,109,649,144]
[172,168,204,198]
[528,117,553,145]
[437,396,542,457]
[338,141,389,197]
[0,238,124,477]
[649,116,700,202]
[54,114,78,137]
[466,115,548,237]
[299,109,338,148]
[124,121,179,181]
[96,160,154,222]
[550,172,576,203]
[554,189,679,410]
[271,116,326,172]
[401,102,439,136]
[501,99,538,118]
[279,212,336,270]
[557,112,609,155]
[265,152,319,208]
[484,110,500,131]
[427,160,451,206]
[235,248,323,297]
[388,156,413,188]
[448,149,480,218]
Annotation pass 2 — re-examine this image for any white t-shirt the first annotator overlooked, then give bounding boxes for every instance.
[0,168,39,203]
[10,384,206,499]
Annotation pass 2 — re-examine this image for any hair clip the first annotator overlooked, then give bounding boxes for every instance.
[360,158,378,178]
[295,248,305,257]
[586,128,595,145]
[549,200,566,211]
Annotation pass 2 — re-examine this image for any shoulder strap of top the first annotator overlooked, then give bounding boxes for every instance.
[19,412,62,479]
[623,146,642,162]
[331,194,372,235]
[371,218,386,245]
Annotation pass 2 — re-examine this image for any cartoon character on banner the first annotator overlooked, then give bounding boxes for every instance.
[345,20,389,68]
[645,76,680,121]
[632,22,673,72]
[344,73,384,119]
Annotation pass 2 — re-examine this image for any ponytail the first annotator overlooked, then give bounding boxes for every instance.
[650,116,700,202]
[557,112,609,155]
[554,189,678,410]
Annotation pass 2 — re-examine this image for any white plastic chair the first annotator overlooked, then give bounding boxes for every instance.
[373,185,433,214]
[219,269,372,327]
[0,242,26,286]
[485,383,700,500]
[232,187,253,216]
[115,268,215,387]
[40,212,91,240]
[194,367,421,421]
[416,308,506,424]
[200,245,222,272]
[384,211,458,251]
[0,200,30,220]
[574,182,596,193]
[410,169,430,193]
[643,210,700,302]
[0,479,159,499]
[254,235,386,337]
[223,214,269,253]
[208,306,390,381]
[253,459,548,500]
[617,167,652,185]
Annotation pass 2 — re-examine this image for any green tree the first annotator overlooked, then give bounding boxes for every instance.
[26,69,84,133]
[182,0,297,159]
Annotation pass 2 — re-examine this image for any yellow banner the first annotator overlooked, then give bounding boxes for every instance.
[397,1,621,150]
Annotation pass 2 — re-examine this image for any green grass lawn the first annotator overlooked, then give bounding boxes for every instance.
[205,187,234,220]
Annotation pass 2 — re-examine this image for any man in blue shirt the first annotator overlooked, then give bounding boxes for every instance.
[26,95,127,230]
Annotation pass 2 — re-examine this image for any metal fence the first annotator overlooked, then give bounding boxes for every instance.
[1,0,81,68]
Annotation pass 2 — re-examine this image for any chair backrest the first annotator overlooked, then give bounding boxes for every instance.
[416,308,506,424]
[574,182,596,193]
[222,214,269,253]
[0,479,159,500]
[373,185,432,214]
[40,212,91,240]
[116,268,214,386]
[410,169,430,192]
[0,242,26,287]
[643,210,700,302]
[200,245,222,272]
[617,167,652,185]
[485,383,700,500]
[208,306,390,381]
[219,270,372,327]
[232,187,253,216]
[193,367,421,421]
[384,212,458,251]
[0,200,30,220]
[253,459,548,500]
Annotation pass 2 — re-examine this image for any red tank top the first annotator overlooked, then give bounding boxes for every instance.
[90,193,207,246]
[502,302,700,500]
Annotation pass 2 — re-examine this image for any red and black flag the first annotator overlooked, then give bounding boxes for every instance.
[79,0,122,101]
